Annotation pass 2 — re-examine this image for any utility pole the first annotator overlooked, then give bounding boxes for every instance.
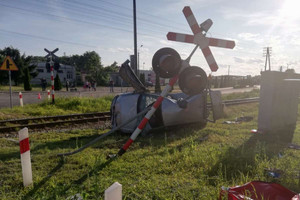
[137,44,143,76]
[133,0,138,76]
[228,65,230,76]
[263,47,272,71]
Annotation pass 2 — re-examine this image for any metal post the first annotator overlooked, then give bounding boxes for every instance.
[133,0,138,75]
[50,56,55,104]
[228,65,230,76]
[9,70,12,108]
[137,51,139,76]
[267,48,271,71]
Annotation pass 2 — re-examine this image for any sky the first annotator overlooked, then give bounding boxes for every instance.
[0,0,300,76]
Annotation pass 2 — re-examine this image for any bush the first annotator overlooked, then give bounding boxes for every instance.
[54,73,62,91]
[23,67,32,91]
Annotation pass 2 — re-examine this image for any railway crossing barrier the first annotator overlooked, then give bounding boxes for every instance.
[18,127,32,187]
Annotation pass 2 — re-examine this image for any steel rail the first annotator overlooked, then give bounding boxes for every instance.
[0,112,110,125]
[0,114,110,133]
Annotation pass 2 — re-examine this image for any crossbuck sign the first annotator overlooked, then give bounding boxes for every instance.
[167,6,235,72]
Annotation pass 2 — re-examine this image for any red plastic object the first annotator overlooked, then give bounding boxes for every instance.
[219,181,298,200]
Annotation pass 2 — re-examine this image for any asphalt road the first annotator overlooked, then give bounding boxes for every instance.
[0,87,133,109]
[0,86,259,109]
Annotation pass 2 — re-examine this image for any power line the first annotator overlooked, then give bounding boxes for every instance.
[0,2,170,38]
[0,29,97,48]
[89,0,187,27]
[30,0,167,35]
[64,0,187,32]
[0,3,146,36]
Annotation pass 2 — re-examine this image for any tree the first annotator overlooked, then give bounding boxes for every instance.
[54,52,118,86]
[23,67,32,91]
[0,47,37,85]
[92,62,119,86]
[286,68,295,74]
[54,74,62,90]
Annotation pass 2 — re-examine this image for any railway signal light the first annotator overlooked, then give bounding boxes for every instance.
[152,47,182,78]
[178,66,207,95]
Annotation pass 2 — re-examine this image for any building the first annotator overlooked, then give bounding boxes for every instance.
[138,70,167,85]
[31,62,76,86]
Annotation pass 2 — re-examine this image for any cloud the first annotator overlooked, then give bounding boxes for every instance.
[108,47,133,54]
[247,58,263,64]
[238,33,263,44]
[234,57,245,63]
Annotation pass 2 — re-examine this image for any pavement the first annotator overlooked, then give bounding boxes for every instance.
[0,86,259,109]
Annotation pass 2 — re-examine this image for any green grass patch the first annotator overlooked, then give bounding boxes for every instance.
[0,96,114,120]
[1,103,300,199]
[0,85,49,92]
[222,89,260,100]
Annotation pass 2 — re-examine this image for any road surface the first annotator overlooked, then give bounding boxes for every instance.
[0,86,258,108]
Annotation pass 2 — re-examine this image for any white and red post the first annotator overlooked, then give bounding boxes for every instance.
[18,127,33,187]
[47,90,50,100]
[50,60,55,104]
[19,92,23,107]
[105,182,122,200]
[118,75,178,156]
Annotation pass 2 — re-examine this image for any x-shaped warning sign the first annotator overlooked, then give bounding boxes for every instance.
[167,6,235,72]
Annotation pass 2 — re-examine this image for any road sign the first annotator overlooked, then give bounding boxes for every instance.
[166,6,235,72]
[0,56,19,71]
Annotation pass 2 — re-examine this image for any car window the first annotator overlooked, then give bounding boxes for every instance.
[138,94,158,112]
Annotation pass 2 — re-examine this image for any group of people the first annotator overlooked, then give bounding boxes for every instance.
[84,81,97,91]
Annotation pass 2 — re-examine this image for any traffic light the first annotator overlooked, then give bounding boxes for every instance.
[54,61,60,71]
[45,62,50,72]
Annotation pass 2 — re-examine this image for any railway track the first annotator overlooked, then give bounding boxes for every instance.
[0,112,111,133]
[219,97,259,106]
[0,97,260,133]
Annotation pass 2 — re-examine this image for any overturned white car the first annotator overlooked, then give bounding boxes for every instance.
[110,48,217,134]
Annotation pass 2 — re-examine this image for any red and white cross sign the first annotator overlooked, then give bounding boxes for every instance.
[167,6,235,72]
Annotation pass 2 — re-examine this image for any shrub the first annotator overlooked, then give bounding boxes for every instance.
[23,67,32,91]
[54,73,62,91]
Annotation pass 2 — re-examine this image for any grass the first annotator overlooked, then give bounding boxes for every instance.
[222,89,260,100]
[0,96,114,120]
[0,85,51,92]
[1,102,300,199]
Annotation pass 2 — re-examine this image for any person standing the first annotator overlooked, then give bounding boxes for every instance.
[66,79,69,92]
[109,80,114,92]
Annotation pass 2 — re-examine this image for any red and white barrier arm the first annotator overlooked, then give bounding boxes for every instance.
[19,127,33,187]
[117,75,179,156]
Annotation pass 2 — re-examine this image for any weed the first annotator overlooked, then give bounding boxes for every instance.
[1,102,300,199]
